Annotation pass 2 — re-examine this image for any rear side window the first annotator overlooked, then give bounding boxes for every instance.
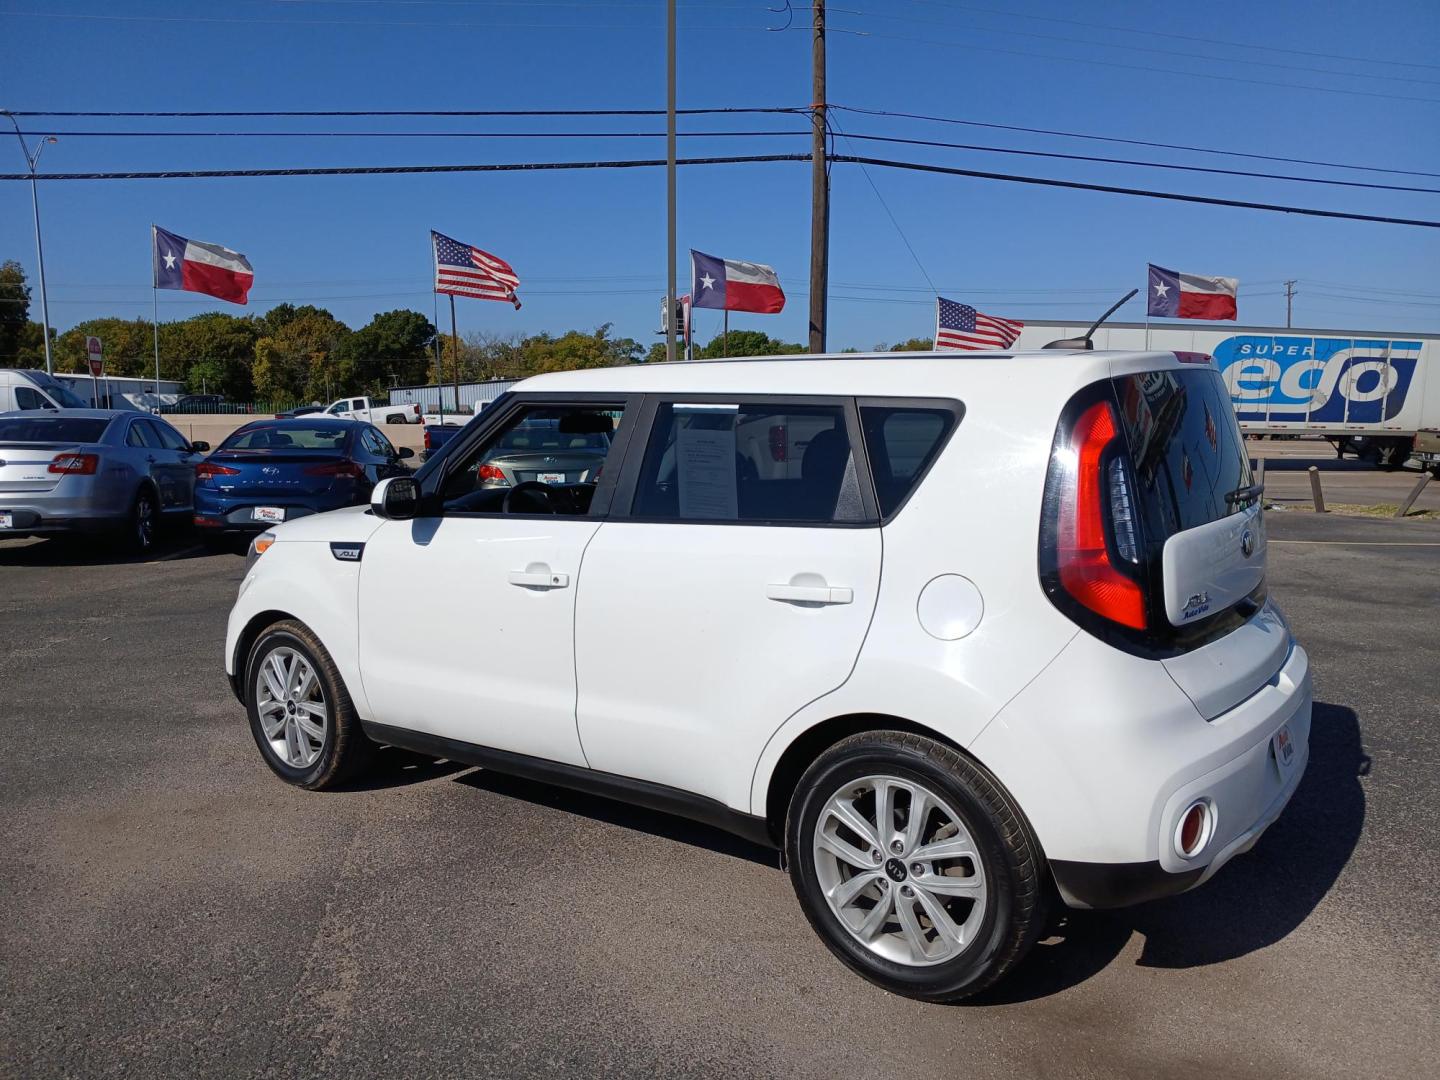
[126,421,161,449]
[859,405,959,518]
[1112,369,1253,542]
[0,417,108,443]
[633,402,864,524]
[14,386,48,410]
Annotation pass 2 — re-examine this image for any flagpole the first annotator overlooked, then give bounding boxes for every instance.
[449,294,461,415]
[151,225,162,398]
[431,289,443,411]
[723,310,728,358]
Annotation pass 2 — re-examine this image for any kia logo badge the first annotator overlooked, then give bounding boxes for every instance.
[1241,528,1255,558]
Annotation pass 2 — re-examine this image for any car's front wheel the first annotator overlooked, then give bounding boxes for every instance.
[785,731,1047,1002]
[245,620,374,790]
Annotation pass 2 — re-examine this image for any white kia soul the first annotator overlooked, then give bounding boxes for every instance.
[226,350,1311,1001]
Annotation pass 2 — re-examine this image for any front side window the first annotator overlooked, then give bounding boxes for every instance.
[151,421,191,452]
[441,404,627,516]
[633,402,863,524]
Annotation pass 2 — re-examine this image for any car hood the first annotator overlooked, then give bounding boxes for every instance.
[269,504,386,545]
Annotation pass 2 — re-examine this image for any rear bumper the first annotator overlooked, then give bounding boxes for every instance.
[971,612,1313,909]
[194,504,320,532]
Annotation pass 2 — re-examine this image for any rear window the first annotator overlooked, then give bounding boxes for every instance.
[859,405,959,518]
[0,417,109,443]
[1112,368,1253,542]
[221,424,350,451]
[495,420,610,453]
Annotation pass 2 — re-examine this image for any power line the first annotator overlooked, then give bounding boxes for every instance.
[834,131,1440,194]
[828,155,1440,229]
[904,1,1440,73]
[829,105,1440,180]
[12,128,810,140]
[4,107,803,118]
[5,152,1439,228]
[831,28,1440,104]
[824,5,1440,86]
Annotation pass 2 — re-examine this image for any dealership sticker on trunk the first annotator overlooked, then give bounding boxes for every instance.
[252,506,286,523]
[537,472,565,484]
[0,512,12,529]
[1273,723,1296,779]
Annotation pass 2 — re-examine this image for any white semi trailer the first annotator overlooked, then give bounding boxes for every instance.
[1012,320,1440,469]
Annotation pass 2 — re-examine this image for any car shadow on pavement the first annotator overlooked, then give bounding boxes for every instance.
[975,701,1367,1005]
[0,532,215,566]
[454,769,780,868]
[337,745,471,791]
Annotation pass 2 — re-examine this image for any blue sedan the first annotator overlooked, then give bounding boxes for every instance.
[194,418,413,540]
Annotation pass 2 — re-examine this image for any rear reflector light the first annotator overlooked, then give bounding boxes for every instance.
[48,453,99,475]
[1175,800,1214,859]
[769,425,788,462]
[303,460,365,478]
[196,461,241,480]
[1056,401,1147,630]
[477,464,508,483]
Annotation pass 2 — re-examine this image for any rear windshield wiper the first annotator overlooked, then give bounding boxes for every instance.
[1224,482,1265,505]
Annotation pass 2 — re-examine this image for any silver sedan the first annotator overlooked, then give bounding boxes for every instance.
[0,409,210,551]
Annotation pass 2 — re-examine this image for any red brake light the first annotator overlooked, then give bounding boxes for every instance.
[477,464,507,483]
[768,424,788,462]
[196,461,241,480]
[303,460,365,478]
[48,453,99,475]
[1055,401,1147,630]
[423,428,433,450]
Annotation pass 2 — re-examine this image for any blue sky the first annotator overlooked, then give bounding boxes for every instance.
[3,0,1438,350]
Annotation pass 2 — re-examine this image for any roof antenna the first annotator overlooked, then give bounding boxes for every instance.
[1043,288,1139,350]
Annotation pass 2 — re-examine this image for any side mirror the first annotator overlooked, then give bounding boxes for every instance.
[371,475,420,520]
[396,446,415,460]
[190,440,211,453]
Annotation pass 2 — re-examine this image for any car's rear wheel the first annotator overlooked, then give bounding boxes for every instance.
[785,731,1047,1002]
[245,620,374,790]
[128,488,157,553]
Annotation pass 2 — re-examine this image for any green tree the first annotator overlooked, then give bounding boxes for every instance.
[336,309,436,393]
[886,337,935,352]
[517,324,643,374]
[54,318,155,378]
[251,307,351,401]
[0,260,32,366]
[697,329,805,360]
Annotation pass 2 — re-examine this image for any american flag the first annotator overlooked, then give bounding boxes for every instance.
[432,230,521,308]
[935,297,1023,351]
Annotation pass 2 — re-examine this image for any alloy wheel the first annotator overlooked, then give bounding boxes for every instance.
[135,494,155,550]
[812,774,988,967]
[254,646,327,768]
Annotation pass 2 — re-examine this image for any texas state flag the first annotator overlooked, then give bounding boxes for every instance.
[1147,263,1238,321]
[153,225,254,305]
[690,249,785,314]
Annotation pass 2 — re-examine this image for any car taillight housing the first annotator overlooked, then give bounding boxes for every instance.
[303,460,365,479]
[48,453,99,475]
[477,463,508,485]
[196,461,241,481]
[1039,393,1148,635]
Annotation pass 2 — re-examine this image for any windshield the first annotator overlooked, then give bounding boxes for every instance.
[28,375,88,408]
[0,416,109,443]
[220,424,350,451]
[1112,368,1253,543]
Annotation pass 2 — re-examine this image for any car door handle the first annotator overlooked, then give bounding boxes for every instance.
[766,583,853,605]
[508,569,570,589]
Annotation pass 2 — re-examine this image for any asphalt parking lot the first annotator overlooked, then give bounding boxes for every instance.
[1,511,1437,1079]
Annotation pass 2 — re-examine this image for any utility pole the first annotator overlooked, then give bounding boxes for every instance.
[808,0,829,354]
[7,117,57,374]
[1284,279,1297,328]
[665,0,677,363]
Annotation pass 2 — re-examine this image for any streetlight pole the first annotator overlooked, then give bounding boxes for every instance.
[6,115,57,374]
[665,0,677,363]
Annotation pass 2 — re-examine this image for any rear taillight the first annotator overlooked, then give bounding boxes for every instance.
[196,461,241,481]
[303,460,365,479]
[477,464,508,484]
[48,453,99,475]
[769,425,788,462]
[423,428,433,451]
[1047,399,1147,631]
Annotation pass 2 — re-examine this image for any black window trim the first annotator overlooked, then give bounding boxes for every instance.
[417,390,644,521]
[609,392,881,529]
[855,395,965,525]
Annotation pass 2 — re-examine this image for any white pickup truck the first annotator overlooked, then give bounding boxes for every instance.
[322,396,422,425]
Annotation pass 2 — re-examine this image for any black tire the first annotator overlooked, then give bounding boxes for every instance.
[244,620,375,790]
[127,486,158,554]
[785,731,1047,1002]
[385,414,405,425]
